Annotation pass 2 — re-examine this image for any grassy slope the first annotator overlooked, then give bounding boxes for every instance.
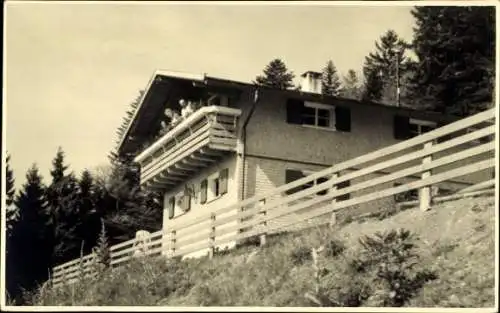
[33,195,496,307]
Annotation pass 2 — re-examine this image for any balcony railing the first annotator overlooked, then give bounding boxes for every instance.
[135,106,242,191]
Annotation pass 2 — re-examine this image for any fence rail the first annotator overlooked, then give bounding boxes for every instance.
[51,108,496,288]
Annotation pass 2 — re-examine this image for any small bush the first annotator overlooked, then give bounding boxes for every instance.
[323,238,346,258]
[290,246,312,266]
[350,228,437,306]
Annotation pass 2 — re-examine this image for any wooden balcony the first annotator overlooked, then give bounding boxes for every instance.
[135,106,242,191]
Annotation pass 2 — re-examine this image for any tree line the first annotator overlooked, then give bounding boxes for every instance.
[5,92,163,304]
[3,5,494,305]
[253,6,495,117]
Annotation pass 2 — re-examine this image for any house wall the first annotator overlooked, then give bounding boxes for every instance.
[161,155,240,259]
[244,91,401,165]
[237,91,493,225]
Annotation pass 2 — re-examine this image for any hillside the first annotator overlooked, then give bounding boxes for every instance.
[30,195,496,307]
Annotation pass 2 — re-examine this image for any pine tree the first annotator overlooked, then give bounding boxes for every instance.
[321,60,343,96]
[254,58,295,89]
[408,6,495,116]
[340,69,363,100]
[45,147,80,265]
[6,154,17,231]
[362,29,410,104]
[362,68,384,101]
[8,164,49,302]
[77,169,100,255]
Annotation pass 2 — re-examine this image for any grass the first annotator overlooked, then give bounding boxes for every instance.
[27,195,495,307]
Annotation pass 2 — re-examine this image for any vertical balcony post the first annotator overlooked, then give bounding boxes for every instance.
[420,141,433,212]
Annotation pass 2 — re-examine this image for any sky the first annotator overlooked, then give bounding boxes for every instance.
[4,1,416,189]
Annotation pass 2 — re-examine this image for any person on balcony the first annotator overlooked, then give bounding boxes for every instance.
[179,99,195,119]
[164,108,181,127]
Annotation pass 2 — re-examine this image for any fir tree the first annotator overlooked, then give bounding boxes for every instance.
[362,68,384,101]
[254,58,295,89]
[321,60,343,96]
[341,69,363,100]
[362,29,410,104]
[76,169,100,255]
[8,164,49,303]
[45,148,80,265]
[6,154,17,231]
[408,6,495,116]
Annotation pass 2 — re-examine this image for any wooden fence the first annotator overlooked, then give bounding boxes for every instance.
[51,108,496,287]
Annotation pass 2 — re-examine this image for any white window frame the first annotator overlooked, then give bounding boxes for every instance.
[302,101,336,130]
[409,118,437,136]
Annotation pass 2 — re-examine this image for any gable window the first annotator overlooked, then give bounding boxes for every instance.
[285,169,330,196]
[286,99,351,132]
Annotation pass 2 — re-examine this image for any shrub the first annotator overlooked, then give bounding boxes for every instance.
[290,246,312,266]
[323,238,346,258]
[350,228,437,306]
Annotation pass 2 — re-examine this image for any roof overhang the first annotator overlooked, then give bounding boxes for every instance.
[116,70,250,158]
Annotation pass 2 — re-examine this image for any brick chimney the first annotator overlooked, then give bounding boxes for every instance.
[300,71,322,94]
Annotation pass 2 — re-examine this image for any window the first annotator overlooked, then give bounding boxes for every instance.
[394,116,437,140]
[212,177,221,198]
[286,99,351,132]
[285,169,330,196]
[409,118,437,137]
[208,168,229,201]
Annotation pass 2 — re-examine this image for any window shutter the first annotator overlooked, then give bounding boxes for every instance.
[200,179,208,204]
[168,197,175,219]
[285,169,307,195]
[219,168,229,195]
[335,107,351,132]
[182,193,191,212]
[286,99,304,125]
[393,115,411,140]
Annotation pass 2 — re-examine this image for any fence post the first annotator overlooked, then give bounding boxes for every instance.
[420,141,433,212]
[208,213,216,258]
[329,172,339,228]
[170,230,177,257]
[259,199,267,246]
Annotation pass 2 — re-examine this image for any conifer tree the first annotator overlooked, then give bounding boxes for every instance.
[254,58,295,89]
[321,60,343,96]
[340,69,363,100]
[6,153,17,232]
[408,6,495,116]
[45,147,80,265]
[362,29,410,104]
[8,164,49,302]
